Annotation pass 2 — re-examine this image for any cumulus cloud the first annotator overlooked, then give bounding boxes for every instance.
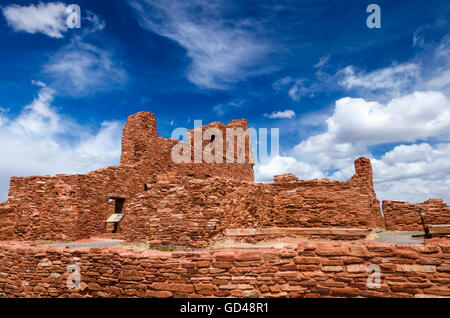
[129,0,271,89]
[253,90,450,203]
[324,91,450,145]
[372,143,450,203]
[0,83,123,201]
[2,2,70,38]
[254,155,324,183]
[263,110,295,119]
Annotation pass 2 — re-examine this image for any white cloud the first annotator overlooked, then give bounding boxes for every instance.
[0,83,123,201]
[372,143,450,203]
[254,155,324,183]
[2,2,119,96]
[264,110,295,119]
[43,39,127,96]
[299,91,450,147]
[273,76,320,101]
[336,63,420,93]
[265,36,450,203]
[129,0,271,89]
[426,69,450,90]
[2,2,69,38]
[259,90,450,203]
[314,55,330,69]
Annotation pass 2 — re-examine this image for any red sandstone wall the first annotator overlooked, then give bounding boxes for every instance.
[0,203,14,240]
[383,201,424,231]
[0,241,448,298]
[5,165,153,241]
[421,199,450,228]
[0,112,256,241]
[0,157,384,244]
[383,199,450,232]
[117,159,383,247]
[119,112,254,182]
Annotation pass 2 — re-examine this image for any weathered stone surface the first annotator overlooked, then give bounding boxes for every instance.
[0,111,448,299]
[0,240,447,298]
[0,112,392,245]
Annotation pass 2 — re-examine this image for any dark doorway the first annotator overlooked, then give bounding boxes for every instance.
[115,198,125,214]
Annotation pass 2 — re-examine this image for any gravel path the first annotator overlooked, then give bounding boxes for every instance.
[51,238,124,249]
[371,231,424,245]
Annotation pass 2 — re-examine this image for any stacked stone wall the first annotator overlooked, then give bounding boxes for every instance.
[0,241,449,298]
[383,199,450,231]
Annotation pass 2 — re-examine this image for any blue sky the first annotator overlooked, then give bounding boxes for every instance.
[0,0,449,203]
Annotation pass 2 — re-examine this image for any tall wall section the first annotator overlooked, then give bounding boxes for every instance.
[120,112,254,181]
[0,112,255,241]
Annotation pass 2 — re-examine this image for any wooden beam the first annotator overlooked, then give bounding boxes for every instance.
[428,224,450,235]
[104,193,129,199]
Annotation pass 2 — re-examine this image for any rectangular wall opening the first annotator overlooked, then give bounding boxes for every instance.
[115,198,125,214]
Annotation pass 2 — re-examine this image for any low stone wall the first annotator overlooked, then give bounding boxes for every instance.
[0,240,449,298]
[383,199,450,232]
[383,201,424,231]
[421,199,450,229]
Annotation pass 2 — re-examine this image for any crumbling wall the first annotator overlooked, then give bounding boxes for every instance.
[0,241,449,298]
[383,199,450,232]
[383,201,424,231]
[421,199,450,228]
[0,203,14,240]
[117,158,384,246]
[0,155,385,245]
[0,112,255,241]
[4,165,154,241]
[120,112,254,182]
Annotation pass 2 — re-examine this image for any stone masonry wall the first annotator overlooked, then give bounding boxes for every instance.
[383,201,425,231]
[0,157,384,245]
[6,165,151,241]
[120,112,254,182]
[0,203,14,240]
[0,240,449,298]
[0,112,256,241]
[421,199,450,229]
[383,199,450,231]
[117,158,383,246]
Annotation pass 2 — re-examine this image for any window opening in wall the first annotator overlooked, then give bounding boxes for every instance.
[115,198,125,214]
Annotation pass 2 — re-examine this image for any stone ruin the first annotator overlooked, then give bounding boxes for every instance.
[0,111,449,298]
[0,111,449,245]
